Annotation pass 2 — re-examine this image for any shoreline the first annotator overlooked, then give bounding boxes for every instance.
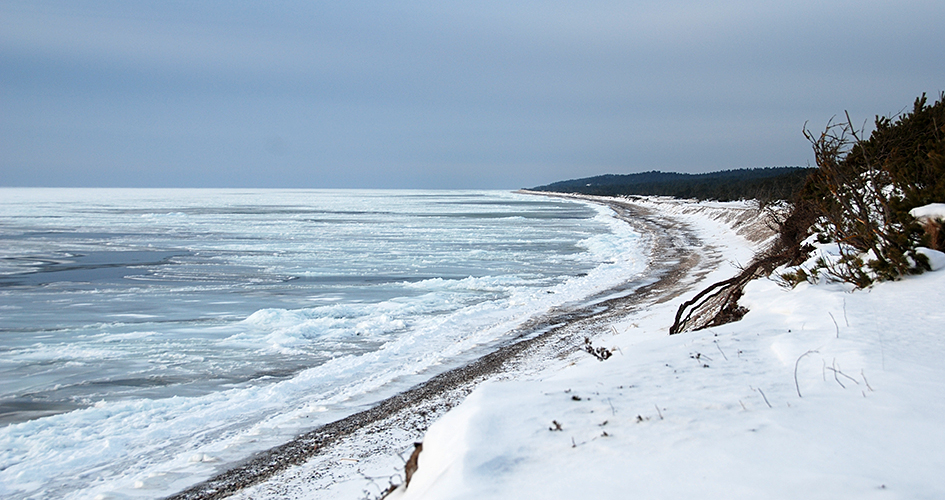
[167,195,749,499]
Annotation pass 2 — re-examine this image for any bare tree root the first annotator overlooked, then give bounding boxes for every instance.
[669,253,784,334]
[669,199,819,334]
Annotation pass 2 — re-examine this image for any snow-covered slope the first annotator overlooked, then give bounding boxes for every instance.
[392,201,945,499]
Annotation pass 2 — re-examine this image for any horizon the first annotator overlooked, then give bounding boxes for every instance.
[0,165,810,191]
[2,1,943,189]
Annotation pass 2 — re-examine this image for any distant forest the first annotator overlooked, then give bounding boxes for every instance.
[528,167,815,202]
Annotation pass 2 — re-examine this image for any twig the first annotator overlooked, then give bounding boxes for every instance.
[828,312,840,338]
[829,359,845,388]
[826,359,859,385]
[861,370,874,391]
[825,358,859,388]
[837,369,858,384]
[608,398,616,415]
[739,400,747,411]
[714,340,728,361]
[827,367,844,388]
[359,468,402,499]
[794,349,818,397]
[654,404,663,420]
[757,388,772,408]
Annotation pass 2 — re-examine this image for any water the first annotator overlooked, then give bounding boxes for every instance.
[0,188,647,498]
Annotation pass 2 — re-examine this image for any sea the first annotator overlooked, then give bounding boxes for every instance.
[0,188,648,499]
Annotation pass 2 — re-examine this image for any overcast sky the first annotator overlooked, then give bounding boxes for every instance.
[2,1,943,189]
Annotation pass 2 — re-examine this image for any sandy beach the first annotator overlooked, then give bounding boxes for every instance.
[166,194,772,499]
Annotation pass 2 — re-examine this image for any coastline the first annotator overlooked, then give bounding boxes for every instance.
[167,194,769,499]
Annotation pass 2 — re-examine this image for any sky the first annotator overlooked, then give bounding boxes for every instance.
[1,1,943,189]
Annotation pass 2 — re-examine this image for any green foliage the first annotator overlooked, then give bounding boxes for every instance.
[797,92,945,287]
[777,268,809,288]
[867,94,945,209]
[529,167,814,202]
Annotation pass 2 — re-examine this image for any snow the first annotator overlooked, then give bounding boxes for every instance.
[910,203,945,221]
[387,198,945,500]
[219,196,945,499]
[917,247,945,271]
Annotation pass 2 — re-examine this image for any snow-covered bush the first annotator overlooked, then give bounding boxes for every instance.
[788,93,945,287]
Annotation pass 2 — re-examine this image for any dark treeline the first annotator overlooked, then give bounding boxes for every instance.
[528,167,815,202]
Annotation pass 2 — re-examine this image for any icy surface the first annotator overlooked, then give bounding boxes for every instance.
[0,189,648,499]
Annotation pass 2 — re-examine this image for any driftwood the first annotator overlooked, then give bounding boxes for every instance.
[669,201,818,334]
[669,255,777,334]
[404,442,423,486]
[381,442,423,498]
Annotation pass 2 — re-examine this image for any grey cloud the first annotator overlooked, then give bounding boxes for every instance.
[1,1,943,188]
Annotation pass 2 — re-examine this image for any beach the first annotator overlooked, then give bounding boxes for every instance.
[172,192,945,500]
[170,194,776,499]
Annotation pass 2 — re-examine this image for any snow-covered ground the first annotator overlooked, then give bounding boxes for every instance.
[222,196,944,499]
[388,198,945,500]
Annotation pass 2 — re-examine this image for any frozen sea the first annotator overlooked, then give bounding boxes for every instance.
[0,188,647,499]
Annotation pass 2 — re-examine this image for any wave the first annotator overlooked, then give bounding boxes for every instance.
[0,190,648,499]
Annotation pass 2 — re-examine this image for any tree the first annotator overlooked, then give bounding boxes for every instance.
[798,93,945,286]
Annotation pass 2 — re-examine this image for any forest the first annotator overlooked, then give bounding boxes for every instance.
[528,167,814,202]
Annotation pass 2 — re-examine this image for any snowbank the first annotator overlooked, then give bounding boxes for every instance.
[918,247,945,271]
[392,202,945,499]
[910,202,945,221]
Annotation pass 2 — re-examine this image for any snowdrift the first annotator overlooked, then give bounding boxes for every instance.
[391,198,945,500]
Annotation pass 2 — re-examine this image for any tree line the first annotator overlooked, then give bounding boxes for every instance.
[528,167,814,202]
